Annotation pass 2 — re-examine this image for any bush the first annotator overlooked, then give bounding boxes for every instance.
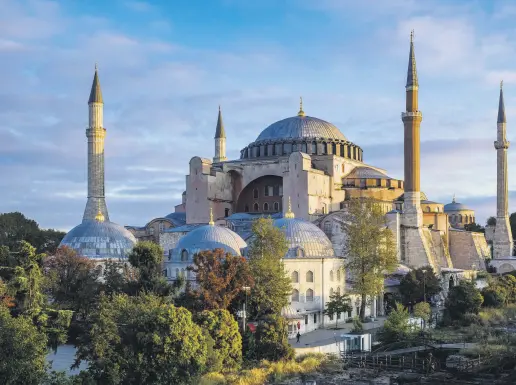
[351,317,363,332]
[445,280,483,321]
[248,315,294,362]
[481,286,507,308]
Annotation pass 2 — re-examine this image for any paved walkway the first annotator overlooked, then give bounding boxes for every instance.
[289,317,387,348]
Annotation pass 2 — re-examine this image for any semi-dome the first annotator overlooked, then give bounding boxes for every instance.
[273,204,335,259]
[256,115,346,143]
[173,222,247,259]
[60,220,136,259]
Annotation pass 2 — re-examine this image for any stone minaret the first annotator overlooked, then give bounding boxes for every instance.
[83,64,109,222]
[493,81,513,258]
[214,106,227,163]
[402,30,423,228]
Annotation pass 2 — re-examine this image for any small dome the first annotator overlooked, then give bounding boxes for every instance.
[255,115,346,143]
[60,220,136,259]
[164,212,187,226]
[444,196,471,212]
[273,216,335,258]
[173,224,247,258]
[344,166,392,179]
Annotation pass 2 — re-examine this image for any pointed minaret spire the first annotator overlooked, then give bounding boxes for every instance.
[213,105,227,163]
[406,30,418,90]
[88,64,103,104]
[298,96,305,117]
[498,80,506,124]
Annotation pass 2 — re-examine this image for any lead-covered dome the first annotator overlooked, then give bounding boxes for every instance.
[173,223,247,259]
[444,196,471,212]
[59,220,136,259]
[273,215,335,259]
[256,115,347,142]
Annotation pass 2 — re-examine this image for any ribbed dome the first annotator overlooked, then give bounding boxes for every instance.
[273,217,335,258]
[444,201,470,212]
[60,220,136,259]
[173,224,247,258]
[256,115,346,143]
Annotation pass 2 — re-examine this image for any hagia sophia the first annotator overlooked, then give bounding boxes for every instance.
[59,33,516,334]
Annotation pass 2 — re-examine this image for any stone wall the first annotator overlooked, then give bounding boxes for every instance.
[448,229,489,270]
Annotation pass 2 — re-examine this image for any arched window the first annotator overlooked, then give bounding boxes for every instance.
[253,203,259,212]
[459,214,463,223]
[181,249,188,261]
[330,270,334,281]
[274,202,280,211]
[292,289,299,302]
[306,289,314,302]
[263,202,269,211]
[332,143,337,154]
[159,222,165,232]
[149,227,155,235]
[225,208,230,217]
[337,286,341,295]
[253,189,259,199]
[322,142,327,154]
[176,268,180,277]
[330,287,334,296]
[337,269,341,282]
[292,143,298,152]
[426,207,431,213]
[181,268,185,278]
[244,204,249,212]
[302,143,307,153]
[312,141,317,154]
[306,270,314,283]
[291,271,299,283]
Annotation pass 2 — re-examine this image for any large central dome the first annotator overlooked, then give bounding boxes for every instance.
[256,115,347,142]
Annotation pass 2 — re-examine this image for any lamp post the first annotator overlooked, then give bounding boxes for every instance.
[242,286,251,332]
[422,269,427,303]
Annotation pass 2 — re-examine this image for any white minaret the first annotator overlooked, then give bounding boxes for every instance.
[213,106,227,163]
[83,64,109,222]
[493,81,513,258]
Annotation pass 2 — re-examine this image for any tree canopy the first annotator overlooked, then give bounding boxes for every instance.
[398,266,441,305]
[323,292,352,329]
[445,280,483,321]
[343,199,398,320]
[379,303,413,344]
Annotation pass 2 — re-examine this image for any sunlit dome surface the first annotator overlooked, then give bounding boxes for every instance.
[59,220,136,259]
[255,115,347,143]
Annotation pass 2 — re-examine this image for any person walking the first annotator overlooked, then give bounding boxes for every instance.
[296,332,301,343]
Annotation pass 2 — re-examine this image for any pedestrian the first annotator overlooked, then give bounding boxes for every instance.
[296,331,301,343]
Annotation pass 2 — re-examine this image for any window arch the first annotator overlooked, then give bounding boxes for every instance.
[292,289,299,302]
[181,249,188,261]
[330,270,334,281]
[263,202,269,211]
[459,214,463,223]
[159,222,165,232]
[302,143,307,153]
[253,189,259,199]
[332,142,337,155]
[330,287,334,296]
[312,141,317,154]
[337,269,341,282]
[253,203,259,212]
[306,289,314,302]
[291,271,299,283]
[337,286,341,295]
[274,202,280,211]
[306,270,314,283]
[426,207,431,213]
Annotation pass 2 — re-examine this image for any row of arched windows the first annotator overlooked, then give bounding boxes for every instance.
[291,270,314,283]
[244,201,281,212]
[240,141,363,161]
[450,214,475,224]
[329,269,342,282]
[291,288,314,302]
[163,268,192,279]
[329,287,341,296]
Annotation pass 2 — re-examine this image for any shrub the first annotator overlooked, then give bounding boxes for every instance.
[351,317,363,332]
[445,280,483,321]
[250,315,294,361]
[481,286,507,308]
[198,372,227,385]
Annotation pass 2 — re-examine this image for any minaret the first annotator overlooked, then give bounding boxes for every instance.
[83,64,109,222]
[214,106,227,163]
[402,30,423,227]
[493,81,513,258]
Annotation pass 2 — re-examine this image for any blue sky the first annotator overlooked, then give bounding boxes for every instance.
[1,0,516,231]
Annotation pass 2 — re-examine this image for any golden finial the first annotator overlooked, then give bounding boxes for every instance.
[501,80,504,90]
[297,96,305,117]
[95,200,104,222]
[95,62,98,71]
[285,197,295,219]
[209,207,215,225]
[410,29,414,42]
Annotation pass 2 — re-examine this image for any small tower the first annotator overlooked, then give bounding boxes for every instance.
[214,106,227,163]
[401,30,423,227]
[83,64,109,222]
[493,81,513,258]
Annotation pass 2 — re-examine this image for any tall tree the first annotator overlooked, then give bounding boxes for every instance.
[247,217,291,319]
[247,314,294,361]
[379,303,412,344]
[74,294,207,385]
[445,280,483,321]
[398,266,441,305]
[186,248,253,311]
[323,292,353,329]
[343,199,398,320]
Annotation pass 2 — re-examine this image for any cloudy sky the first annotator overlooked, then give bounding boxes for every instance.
[1,0,516,231]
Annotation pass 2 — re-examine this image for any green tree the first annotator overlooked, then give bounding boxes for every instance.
[247,218,291,319]
[249,314,294,361]
[379,303,412,344]
[0,212,65,254]
[101,259,137,296]
[445,280,484,321]
[464,223,485,233]
[128,241,176,296]
[195,309,242,372]
[481,285,507,308]
[323,292,352,329]
[75,294,207,385]
[0,305,48,385]
[187,249,253,311]
[413,301,431,328]
[343,199,398,320]
[499,274,516,303]
[399,266,441,305]
[486,216,497,226]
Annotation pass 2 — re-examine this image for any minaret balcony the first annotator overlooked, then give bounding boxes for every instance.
[494,140,510,150]
[401,111,423,119]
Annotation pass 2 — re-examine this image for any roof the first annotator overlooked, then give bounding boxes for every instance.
[396,192,428,202]
[215,106,225,138]
[173,224,247,257]
[498,82,506,124]
[444,197,471,212]
[88,66,103,104]
[164,212,187,226]
[344,166,391,180]
[164,223,203,233]
[60,220,136,259]
[406,31,418,89]
[255,115,346,143]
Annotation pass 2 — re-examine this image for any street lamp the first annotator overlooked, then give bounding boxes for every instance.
[422,269,427,303]
[242,286,251,332]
